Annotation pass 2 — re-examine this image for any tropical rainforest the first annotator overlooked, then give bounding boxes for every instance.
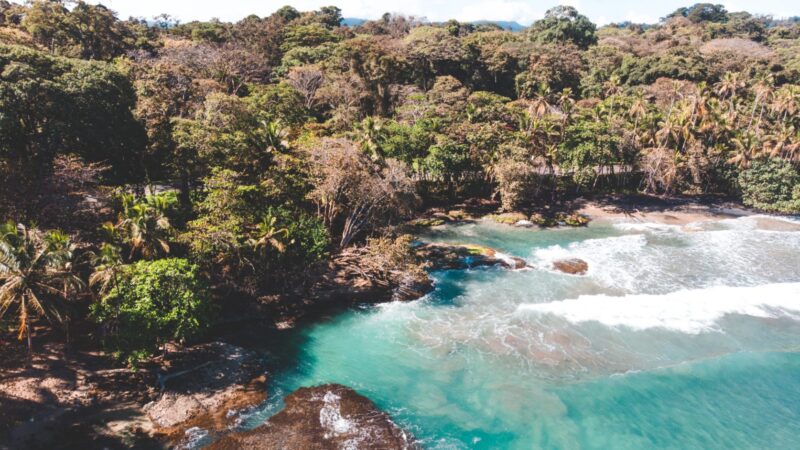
[1,0,800,368]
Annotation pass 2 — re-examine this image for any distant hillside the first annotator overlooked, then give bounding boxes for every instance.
[470,20,526,31]
[342,18,366,27]
[342,17,526,31]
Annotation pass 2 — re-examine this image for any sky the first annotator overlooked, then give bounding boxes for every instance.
[83,0,800,26]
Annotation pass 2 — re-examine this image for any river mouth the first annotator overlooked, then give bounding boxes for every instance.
[241,216,800,449]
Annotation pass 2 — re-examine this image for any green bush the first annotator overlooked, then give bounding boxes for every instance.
[91,258,213,367]
[277,208,330,267]
[738,158,800,213]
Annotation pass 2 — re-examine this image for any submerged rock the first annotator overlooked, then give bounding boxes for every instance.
[209,384,415,450]
[552,258,589,275]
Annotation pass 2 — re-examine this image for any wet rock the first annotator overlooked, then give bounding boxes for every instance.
[559,213,590,227]
[486,212,528,225]
[507,256,529,270]
[407,217,446,228]
[144,342,267,444]
[393,273,435,301]
[416,243,529,271]
[446,209,471,221]
[552,258,589,275]
[531,212,590,227]
[209,384,415,450]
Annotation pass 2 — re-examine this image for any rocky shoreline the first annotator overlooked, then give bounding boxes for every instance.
[2,194,756,449]
[209,385,416,450]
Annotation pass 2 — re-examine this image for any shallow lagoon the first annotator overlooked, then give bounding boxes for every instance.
[244,216,800,449]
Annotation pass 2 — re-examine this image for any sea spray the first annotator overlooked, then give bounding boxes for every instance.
[517,282,800,334]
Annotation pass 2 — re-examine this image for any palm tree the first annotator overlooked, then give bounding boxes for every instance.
[656,116,682,149]
[628,90,648,131]
[715,72,745,114]
[728,131,763,169]
[766,125,800,163]
[744,75,773,133]
[356,116,386,162]
[0,223,84,357]
[248,214,291,254]
[88,243,124,298]
[556,88,575,123]
[602,75,622,99]
[259,120,290,154]
[116,194,172,260]
[770,85,800,123]
[641,147,679,195]
[530,84,551,119]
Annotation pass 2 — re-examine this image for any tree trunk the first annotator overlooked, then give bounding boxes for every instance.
[26,320,32,367]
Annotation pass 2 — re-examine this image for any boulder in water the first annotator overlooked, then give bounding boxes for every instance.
[417,243,529,271]
[209,384,415,450]
[552,258,589,275]
[505,256,529,270]
[486,212,528,225]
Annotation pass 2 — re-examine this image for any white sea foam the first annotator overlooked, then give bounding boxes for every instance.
[533,234,647,264]
[494,251,525,269]
[319,391,353,437]
[517,283,800,334]
[612,222,683,233]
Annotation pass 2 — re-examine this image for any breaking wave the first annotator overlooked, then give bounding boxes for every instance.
[518,283,800,334]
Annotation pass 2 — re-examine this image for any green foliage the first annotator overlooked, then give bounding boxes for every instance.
[91,258,213,367]
[109,193,175,261]
[580,45,626,97]
[190,21,228,43]
[0,44,145,184]
[276,42,336,76]
[183,169,328,293]
[272,207,330,267]
[173,93,292,180]
[418,141,473,179]
[22,0,134,60]
[515,43,584,97]
[667,4,728,24]
[559,115,623,181]
[281,23,338,51]
[618,48,709,86]
[738,158,800,213]
[528,6,597,49]
[382,119,439,166]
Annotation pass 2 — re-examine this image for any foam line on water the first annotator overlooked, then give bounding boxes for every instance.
[612,222,683,232]
[517,283,800,334]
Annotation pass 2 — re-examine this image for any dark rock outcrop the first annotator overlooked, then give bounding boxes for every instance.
[416,243,530,271]
[210,384,415,450]
[552,258,589,275]
[143,342,268,447]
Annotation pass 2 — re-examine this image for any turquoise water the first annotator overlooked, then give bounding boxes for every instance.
[242,216,800,449]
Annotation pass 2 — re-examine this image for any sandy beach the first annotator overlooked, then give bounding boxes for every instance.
[576,196,800,231]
